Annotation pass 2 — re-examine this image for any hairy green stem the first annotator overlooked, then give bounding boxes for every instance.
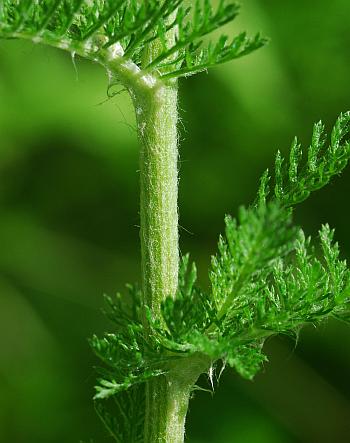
[145,375,192,443]
[137,11,179,317]
[134,71,183,443]
[133,15,203,441]
[144,357,209,443]
[134,28,194,440]
[136,83,179,316]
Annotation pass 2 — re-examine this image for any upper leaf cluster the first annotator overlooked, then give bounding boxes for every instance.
[0,0,267,80]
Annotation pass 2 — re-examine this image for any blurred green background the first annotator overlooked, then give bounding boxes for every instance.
[1,1,350,442]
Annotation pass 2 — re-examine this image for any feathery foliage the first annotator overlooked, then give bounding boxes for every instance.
[0,0,267,81]
[90,285,165,400]
[2,2,349,441]
[0,2,269,440]
[94,387,145,443]
[90,113,350,441]
[210,203,297,320]
[257,111,350,207]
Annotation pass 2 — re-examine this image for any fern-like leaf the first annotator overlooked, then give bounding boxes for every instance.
[90,286,165,400]
[210,202,297,320]
[258,112,350,206]
[94,386,144,443]
[0,0,266,82]
[91,114,350,406]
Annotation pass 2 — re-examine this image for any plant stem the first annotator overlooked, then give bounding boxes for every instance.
[135,28,191,442]
[144,355,208,443]
[134,55,184,443]
[136,83,179,317]
[133,17,207,442]
[144,373,192,443]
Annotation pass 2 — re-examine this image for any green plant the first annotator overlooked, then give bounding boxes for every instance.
[1,1,350,442]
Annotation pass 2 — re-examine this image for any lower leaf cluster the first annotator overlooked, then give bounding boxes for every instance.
[90,114,350,441]
[91,206,350,409]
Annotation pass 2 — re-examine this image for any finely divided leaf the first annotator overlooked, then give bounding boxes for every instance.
[95,386,144,443]
[0,0,266,80]
[210,202,297,319]
[258,112,350,207]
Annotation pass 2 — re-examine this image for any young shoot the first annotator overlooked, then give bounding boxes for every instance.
[1,1,349,442]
